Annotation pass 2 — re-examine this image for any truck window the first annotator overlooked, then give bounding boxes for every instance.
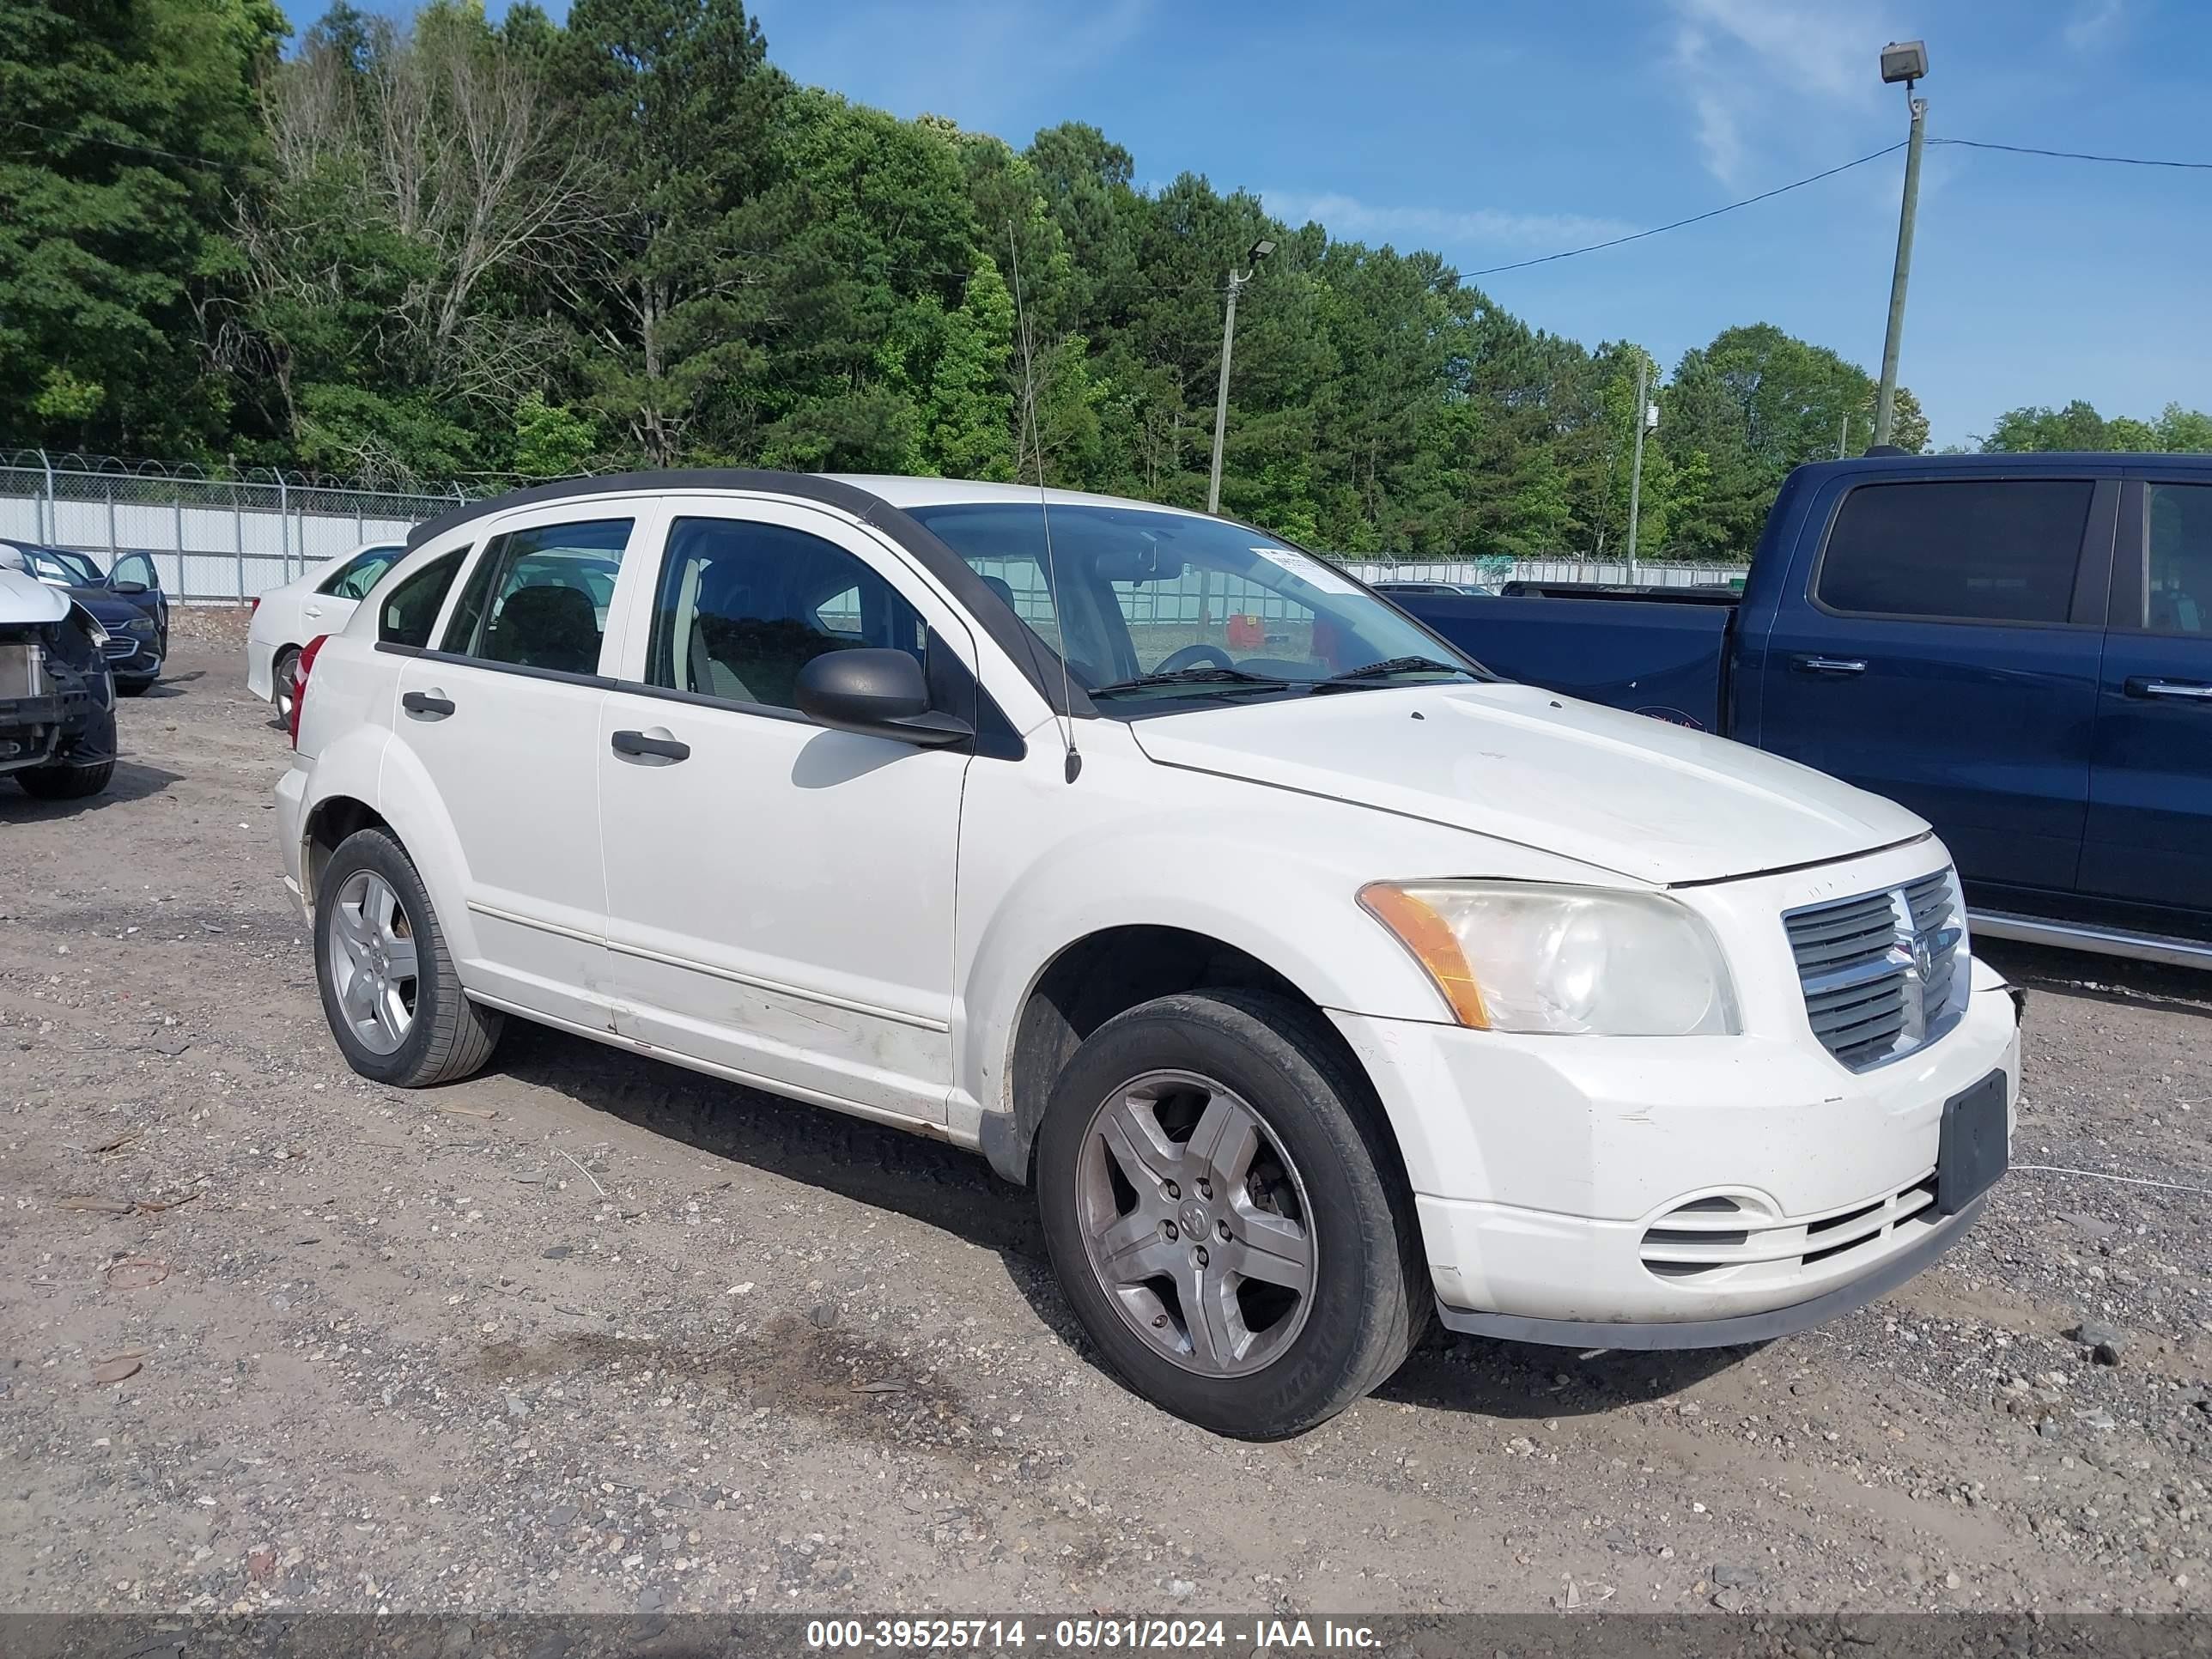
[1816,480,2092,624]
[2142,484,2211,635]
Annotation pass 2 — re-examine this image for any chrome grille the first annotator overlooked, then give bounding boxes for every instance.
[1785,869,1965,1071]
[100,634,136,659]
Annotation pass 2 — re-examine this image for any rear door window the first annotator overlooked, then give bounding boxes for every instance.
[320,545,403,600]
[2139,483,2212,635]
[442,519,634,677]
[1817,480,2094,624]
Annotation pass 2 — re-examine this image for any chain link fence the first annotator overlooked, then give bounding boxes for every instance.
[0,449,1748,605]
[0,450,470,604]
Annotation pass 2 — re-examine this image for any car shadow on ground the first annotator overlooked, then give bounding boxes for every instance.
[136,670,205,700]
[495,1020,1747,1426]
[1978,938,2212,1021]
[0,758,182,817]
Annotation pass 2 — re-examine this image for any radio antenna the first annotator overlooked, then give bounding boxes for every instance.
[1006,222,1081,783]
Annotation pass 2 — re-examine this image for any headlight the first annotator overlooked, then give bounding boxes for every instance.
[125,616,155,635]
[1358,881,1741,1036]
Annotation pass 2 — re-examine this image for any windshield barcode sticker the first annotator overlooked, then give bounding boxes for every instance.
[1250,546,1358,596]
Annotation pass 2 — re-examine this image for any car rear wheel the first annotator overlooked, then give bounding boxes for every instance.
[1034,988,1428,1438]
[315,826,501,1087]
[16,759,114,799]
[271,647,301,726]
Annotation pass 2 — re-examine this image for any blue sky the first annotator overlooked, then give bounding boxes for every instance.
[286,0,2212,449]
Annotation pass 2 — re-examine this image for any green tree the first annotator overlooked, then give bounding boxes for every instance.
[915,263,1015,479]
[0,0,283,453]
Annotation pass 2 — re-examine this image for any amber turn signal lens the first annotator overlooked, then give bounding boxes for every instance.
[1358,882,1491,1029]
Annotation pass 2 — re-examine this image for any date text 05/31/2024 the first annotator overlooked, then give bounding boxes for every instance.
[805,1620,1380,1650]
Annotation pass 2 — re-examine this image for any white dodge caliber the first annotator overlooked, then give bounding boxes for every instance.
[273,471,2021,1437]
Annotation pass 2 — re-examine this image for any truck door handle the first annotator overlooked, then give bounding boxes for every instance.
[2126,678,2212,702]
[401,690,454,720]
[1792,655,1868,676]
[611,728,690,763]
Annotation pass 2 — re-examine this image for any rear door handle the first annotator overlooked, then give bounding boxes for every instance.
[401,690,454,720]
[1792,654,1868,676]
[2125,677,2212,701]
[611,728,690,763]
[302,605,323,619]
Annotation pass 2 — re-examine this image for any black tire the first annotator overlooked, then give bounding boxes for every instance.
[1035,988,1428,1438]
[314,826,502,1087]
[271,647,300,727]
[17,759,114,799]
[116,677,152,696]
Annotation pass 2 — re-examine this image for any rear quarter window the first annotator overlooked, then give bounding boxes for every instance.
[378,550,465,647]
[1816,479,2093,624]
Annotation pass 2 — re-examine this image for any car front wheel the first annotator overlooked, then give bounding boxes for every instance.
[314,826,501,1087]
[1035,988,1428,1438]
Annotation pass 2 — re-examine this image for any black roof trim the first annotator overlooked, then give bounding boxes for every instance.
[404,469,1094,720]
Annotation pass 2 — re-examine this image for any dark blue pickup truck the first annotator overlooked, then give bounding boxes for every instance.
[1397,453,2212,967]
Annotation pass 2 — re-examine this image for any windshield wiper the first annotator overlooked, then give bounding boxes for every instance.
[1088,665,1291,698]
[1310,655,1474,693]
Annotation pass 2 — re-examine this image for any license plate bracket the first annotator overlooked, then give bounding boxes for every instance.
[1936,1069,2009,1215]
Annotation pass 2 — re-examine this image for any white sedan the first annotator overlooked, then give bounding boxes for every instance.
[246,543,404,725]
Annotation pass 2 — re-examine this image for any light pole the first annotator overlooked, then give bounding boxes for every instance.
[1873,39,1929,449]
[1626,356,1658,576]
[1207,238,1274,514]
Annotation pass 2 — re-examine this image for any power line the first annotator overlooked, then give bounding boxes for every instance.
[1461,143,1907,279]
[4,116,242,176]
[1933,136,2212,172]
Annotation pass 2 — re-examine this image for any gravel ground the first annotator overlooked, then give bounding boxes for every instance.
[3,627,2211,1618]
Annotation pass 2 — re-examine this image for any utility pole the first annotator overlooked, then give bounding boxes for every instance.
[1207,239,1274,514]
[1874,41,1930,448]
[1626,356,1651,577]
[1838,410,1850,459]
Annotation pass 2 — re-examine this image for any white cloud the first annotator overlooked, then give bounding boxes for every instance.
[1261,190,1632,252]
[2064,0,2126,49]
[1665,0,1899,187]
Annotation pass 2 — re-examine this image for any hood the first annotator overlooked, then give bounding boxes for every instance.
[70,587,143,627]
[1125,680,1929,887]
[0,567,70,625]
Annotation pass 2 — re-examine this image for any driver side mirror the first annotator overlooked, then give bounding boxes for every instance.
[794,649,973,747]
[113,580,149,596]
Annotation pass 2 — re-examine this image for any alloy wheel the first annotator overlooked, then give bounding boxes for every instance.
[329,870,419,1054]
[1073,1069,1316,1377]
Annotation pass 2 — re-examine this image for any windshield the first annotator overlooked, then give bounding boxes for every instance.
[4,544,102,586]
[905,502,1481,704]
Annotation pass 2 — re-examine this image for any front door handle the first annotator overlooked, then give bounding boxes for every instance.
[2125,677,2212,702]
[611,728,690,763]
[1792,654,1868,676]
[401,690,454,720]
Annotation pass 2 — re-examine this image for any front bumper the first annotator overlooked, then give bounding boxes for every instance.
[275,761,310,914]
[246,636,275,702]
[105,637,162,681]
[1332,940,2022,1347]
